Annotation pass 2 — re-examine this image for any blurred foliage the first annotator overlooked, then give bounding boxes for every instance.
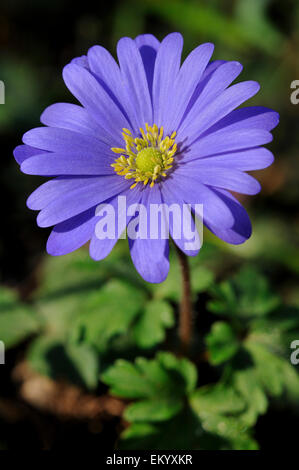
[103,352,257,449]
[206,266,299,425]
[1,241,299,449]
[0,0,299,451]
[0,287,39,348]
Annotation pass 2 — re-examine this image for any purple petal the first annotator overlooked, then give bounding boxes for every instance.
[87,45,134,129]
[21,151,113,176]
[89,186,142,261]
[27,176,96,210]
[179,80,260,145]
[13,144,44,165]
[205,189,252,245]
[117,37,153,130]
[152,33,183,129]
[134,34,160,99]
[179,61,243,135]
[161,183,200,256]
[200,106,279,138]
[181,60,227,120]
[164,43,214,132]
[37,175,130,227]
[71,55,89,69]
[129,186,169,283]
[164,174,234,229]
[182,129,273,162]
[63,63,129,143]
[200,60,227,81]
[22,127,113,159]
[188,147,274,171]
[40,103,109,142]
[176,166,261,195]
[47,207,97,256]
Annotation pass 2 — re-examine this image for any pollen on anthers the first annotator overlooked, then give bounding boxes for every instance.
[111,124,177,189]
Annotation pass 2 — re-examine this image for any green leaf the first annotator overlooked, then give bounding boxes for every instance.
[232,367,268,426]
[279,359,299,406]
[209,307,299,424]
[102,352,197,422]
[190,384,256,449]
[245,341,286,397]
[192,413,258,450]
[27,336,99,389]
[133,300,174,349]
[70,279,146,351]
[102,352,197,399]
[190,384,245,416]
[0,287,39,348]
[251,306,299,352]
[119,409,211,450]
[208,266,280,319]
[125,398,183,423]
[33,245,147,338]
[206,322,240,365]
[121,405,257,450]
[105,354,256,449]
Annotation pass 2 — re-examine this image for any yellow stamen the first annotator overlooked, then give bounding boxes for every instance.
[111,124,177,189]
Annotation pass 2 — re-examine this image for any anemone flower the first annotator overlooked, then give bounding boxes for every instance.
[14,33,279,283]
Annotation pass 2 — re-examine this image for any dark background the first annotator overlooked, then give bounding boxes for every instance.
[0,0,298,450]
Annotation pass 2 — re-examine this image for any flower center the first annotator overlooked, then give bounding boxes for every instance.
[135,147,164,173]
[111,123,177,189]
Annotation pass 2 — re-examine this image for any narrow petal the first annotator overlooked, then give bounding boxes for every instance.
[21,152,113,176]
[71,55,89,69]
[37,176,130,227]
[200,106,279,138]
[129,186,169,283]
[161,183,200,256]
[87,45,134,128]
[47,207,97,255]
[164,43,214,132]
[40,103,109,142]
[152,33,183,128]
[205,189,252,245]
[179,61,243,135]
[22,127,113,159]
[164,174,234,229]
[63,63,129,143]
[182,129,273,162]
[181,60,227,120]
[134,34,160,98]
[176,166,261,195]
[198,60,227,82]
[179,80,260,144]
[187,148,274,171]
[89,186,142,261]
[117,37,153,130]
[13,144,43,165]
[27,176,96,210]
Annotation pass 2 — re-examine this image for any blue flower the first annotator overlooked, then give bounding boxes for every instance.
[14,33,279,283]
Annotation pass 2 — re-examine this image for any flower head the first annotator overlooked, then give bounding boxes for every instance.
[14,33,279,283]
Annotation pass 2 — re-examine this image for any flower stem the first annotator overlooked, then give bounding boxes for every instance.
[175,245,192,355]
